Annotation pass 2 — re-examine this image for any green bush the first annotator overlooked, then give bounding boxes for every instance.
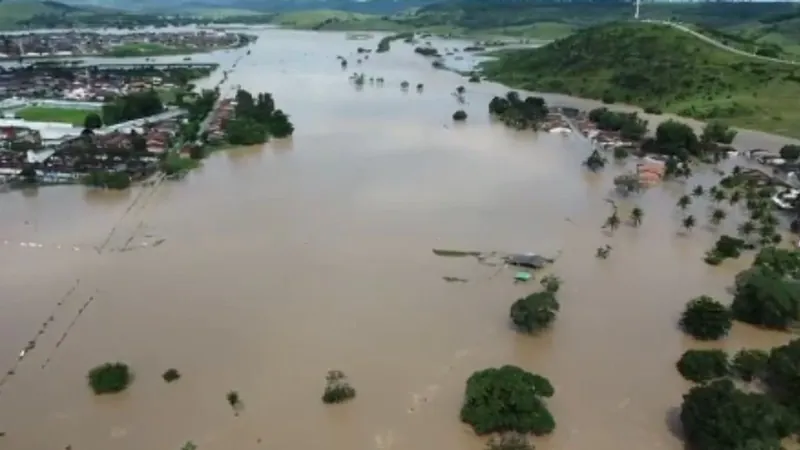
[510,291,560,333]
[322,370,356,404]
[731,349,768,382]
[162,368,181,383]
[676,349,729,383]
[679,295,732,340]
[731,266,800,330]
[680,379,793,450]
[460,365,555,435]
[601,93,616,104]
[87,362,132,394]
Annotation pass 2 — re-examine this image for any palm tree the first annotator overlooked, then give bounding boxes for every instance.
[630,207,644,227]
[738,221,756,238]
[603,213,621,232]
[677,195,692,210]
[759,225,775,244]
[682,215,696,232]
[692,185,704,197]
[712,189,727,203]
[710,208,727,226]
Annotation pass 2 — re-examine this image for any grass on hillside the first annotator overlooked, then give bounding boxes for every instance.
[15,106,91,125]
[480,21,800,138]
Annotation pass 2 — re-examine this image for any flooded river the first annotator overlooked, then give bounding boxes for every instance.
[0,28,795,450]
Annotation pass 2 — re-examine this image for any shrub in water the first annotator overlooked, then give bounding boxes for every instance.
[322,370,356,404]
[460,365,555,435]
[676,349,729,383]
[162,368,181,383]
[679,295,732,340]
[87,362,132,394]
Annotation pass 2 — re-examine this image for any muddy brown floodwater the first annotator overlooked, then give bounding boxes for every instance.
[0,28,796,450]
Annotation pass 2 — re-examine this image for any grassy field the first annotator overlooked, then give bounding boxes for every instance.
[103,42,190,57]
[480,21,800,138]
[15,106,92,125]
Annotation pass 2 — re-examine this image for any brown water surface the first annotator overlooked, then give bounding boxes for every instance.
[0,28,794,450]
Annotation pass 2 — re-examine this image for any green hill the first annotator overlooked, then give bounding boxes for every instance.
[480,21,800,138]
[0,0,116,29]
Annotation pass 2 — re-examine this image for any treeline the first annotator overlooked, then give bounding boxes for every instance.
[376,32,413,53]
[101,90,164,126]
[488,91,549,130]
[225,89,294,146]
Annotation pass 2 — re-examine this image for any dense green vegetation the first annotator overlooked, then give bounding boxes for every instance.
[481,22,800,137]
[488,91,549,130]
[460,365,555,436]
[676,349,730,383]
[225,89,294,146]
[679,295,732,340]
[680,379,794,450]
[83,170,132,190]
[376,32,413,52]
[101,90,164,126]
[87,362,132,394]
[731,348,769,382]
[509,291,559,333]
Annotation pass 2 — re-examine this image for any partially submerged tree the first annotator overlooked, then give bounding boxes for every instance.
[731,349,769,382]
[226,390,242,411]
[87,362,132,395]
[510,291,559,333]
[162,368,181,383]
[676,349,730,383]
[584,150,607,171]
[629,207,644,227]
[460,365,555,435]
[453,110,468,121]
[731,266,800,330]
[322,369,356,404]
[680,379,793,450]
[679,295,732,340]
[540,274,562,294]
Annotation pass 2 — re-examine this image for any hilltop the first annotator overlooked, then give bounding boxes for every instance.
[480,21,800,138]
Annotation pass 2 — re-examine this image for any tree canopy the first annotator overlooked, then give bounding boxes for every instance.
[680,379,794,450]
[731,266,800,330]
[676,349,730,383]
[102,90,164,125]
[460,365,555,436]
[225,89,295,145]
[489,91,548,130]
[509,291,560,333]
[87,362,132,394]
[679,295,733,340]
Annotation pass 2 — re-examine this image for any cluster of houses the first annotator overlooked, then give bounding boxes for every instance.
[0,65,181,101]
[204,98,234,142]
[0,30,243,59]
[0,116,182,184]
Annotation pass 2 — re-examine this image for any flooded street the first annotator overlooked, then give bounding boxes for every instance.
[0,28,794,450]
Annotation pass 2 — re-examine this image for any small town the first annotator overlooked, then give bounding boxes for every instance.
[0,61,227,188]
[0,30,253,59]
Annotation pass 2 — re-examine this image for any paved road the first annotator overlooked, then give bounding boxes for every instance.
[640,19,800,66]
